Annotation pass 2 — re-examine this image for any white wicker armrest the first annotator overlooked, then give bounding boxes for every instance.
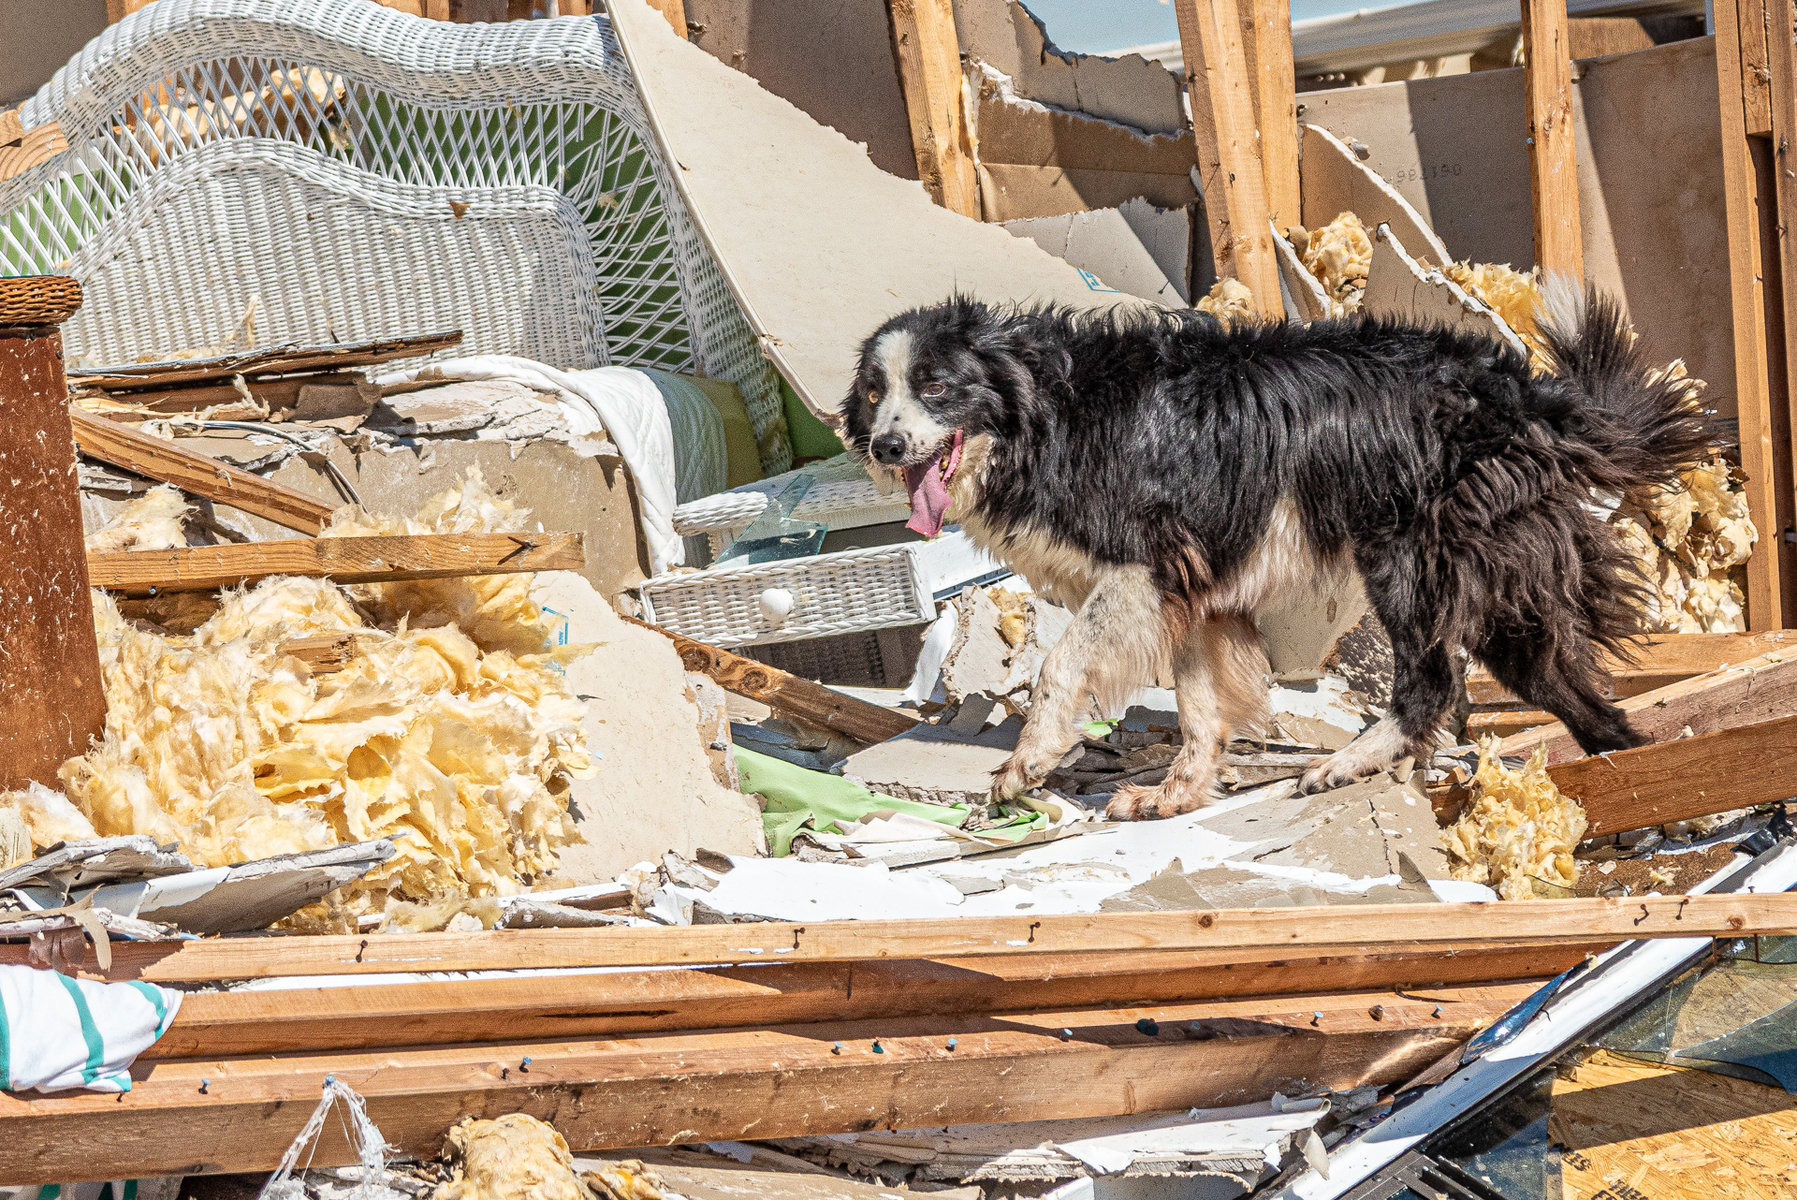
[672,491,769,535]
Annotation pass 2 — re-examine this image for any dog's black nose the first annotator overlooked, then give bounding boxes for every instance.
[870,433,907,463]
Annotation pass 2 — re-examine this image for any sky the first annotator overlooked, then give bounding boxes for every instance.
[1024,0,1371,53]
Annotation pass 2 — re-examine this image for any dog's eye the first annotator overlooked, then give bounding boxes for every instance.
[921,382,945,397]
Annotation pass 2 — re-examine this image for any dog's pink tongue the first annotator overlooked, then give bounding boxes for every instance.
[903,432,962,538]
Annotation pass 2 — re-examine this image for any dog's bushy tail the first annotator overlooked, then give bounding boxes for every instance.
[1533,275,1711,491]
[1529,276,1712,657]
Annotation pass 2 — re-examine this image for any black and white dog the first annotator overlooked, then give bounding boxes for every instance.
[839,286,1708,820]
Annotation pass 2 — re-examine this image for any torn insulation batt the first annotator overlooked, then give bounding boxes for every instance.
[1445,738,1587,901]
[57,469,594,928]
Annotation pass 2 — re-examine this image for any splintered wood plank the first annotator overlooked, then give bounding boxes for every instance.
[1520,0,1583,280]
[1549,712,1797,834]
[70,410,338,535]
[1174,0,1284,316]
[1465,631,1797,704]
[0,294,106,791]
[1498,650,1797,764]
[147,948,1593,1058]
[5,896,1787,983]
[889,0,980,217]
[622,614,919,744]
[68,330,462,392]
[0,984,1535,1182]
[1714,0,1785,629]
[87,532,584,596]
[1240,0,1301,234]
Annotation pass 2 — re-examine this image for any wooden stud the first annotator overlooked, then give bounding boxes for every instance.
[888,0,980,218]
[70,410,338,535]
[1240,0,1301,235]
[5,894,1791,983]
[621,614,920,744]
[1551,712,1797,835]
[1739,0,1776,137]
[87,531,585,596]
[0,282,106,792]
[1499,649,1797,764]
[1464,630,1797,704]
[0,983,1537,1182]
[1520,0,1583,281]
[146,946,1595,1059]
[1173,0,1284,316]
[1763,0,1797,627]
[1715,0,1786,629]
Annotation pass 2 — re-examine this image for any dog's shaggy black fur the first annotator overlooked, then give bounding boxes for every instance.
[841,292,1709,768]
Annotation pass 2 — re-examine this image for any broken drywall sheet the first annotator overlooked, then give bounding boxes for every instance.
[532,571,766,884]
[1299,123,1451,267]
[606,0,1154,422]
[955,0,1186,134]
[1362,226,1529,356]
[1004,207,1188,307]
[1274,222,1334,321]
[1118,197,1195,303]
[1297,40,1734,412]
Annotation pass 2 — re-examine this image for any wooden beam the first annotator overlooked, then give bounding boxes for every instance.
[1738,0,1776,137]
[1175,0,1284,317]
[7,894,1791,983]
[1465,630,1797,704]
[622,614,919,744]
[1240,0,1301,234]
[1551,712,1797,835]
[1519,0,1583,280]
[888,0,980,218]
[1764,0,1797,628]
[147,946,1596,1059]
[70,410,338,535]
[1498,650,1797,764]
[87,531,585,596]
[1714,0,1786,630]
[0,984,1536,1182]
[0,280,106,792]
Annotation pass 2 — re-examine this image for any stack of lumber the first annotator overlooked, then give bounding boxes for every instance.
[4,896,1797,1182]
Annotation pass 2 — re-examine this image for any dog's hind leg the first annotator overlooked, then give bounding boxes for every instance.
[1301,626,1458,793]
[1474,629,1645,755]
[1108,614,1268,821]
[992,565,1172,801]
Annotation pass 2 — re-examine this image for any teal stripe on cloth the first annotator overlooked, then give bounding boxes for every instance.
[52,971,108,1086]
[127,981,168,1032]
[0,977,9,1091]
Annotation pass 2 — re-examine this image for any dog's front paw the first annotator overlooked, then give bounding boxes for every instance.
[1104,779,1215,821]
[990,753,1048,801]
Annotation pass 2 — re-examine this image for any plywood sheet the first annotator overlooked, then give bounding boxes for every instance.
[1297,38,1734,416]
[607,0,1152,420]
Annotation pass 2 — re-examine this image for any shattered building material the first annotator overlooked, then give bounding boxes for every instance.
[1445,740,1587,900]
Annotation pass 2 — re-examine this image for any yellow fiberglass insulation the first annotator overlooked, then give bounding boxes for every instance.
[85,485,192,554]
[1196,277,1256,321]
[1300,213,1371,314]
[1442,260,1541,349]
[432,1113,667,1200]
[1446,738,1586,901]
[58,469,595,927]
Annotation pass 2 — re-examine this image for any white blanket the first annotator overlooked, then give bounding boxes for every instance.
[1,964,181,1094]
[380,357,688,574]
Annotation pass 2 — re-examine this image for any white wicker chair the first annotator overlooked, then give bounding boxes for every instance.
[0,0,790,474]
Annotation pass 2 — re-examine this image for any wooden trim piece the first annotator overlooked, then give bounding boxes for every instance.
[0,276,81,327]
[1241,0,1301,234]
[1715,0,1785,630]
[622,614,919,744]
[0,984,1536,1182]
[1520,0,1583,280]
[69,331,462,393]
[1465,631,1797,704]
[1174,0,1284,316]
[87,532,584,596]
[1551,712,1797,834]
[70,410,337,535]
[9,895,1789,983]
[0,124,69,184]
[889,0,980,218]
[1498,650,1797,764]
[146,947,1596,1058]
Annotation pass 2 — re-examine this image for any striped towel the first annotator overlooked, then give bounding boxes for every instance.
[0,965,181,1094]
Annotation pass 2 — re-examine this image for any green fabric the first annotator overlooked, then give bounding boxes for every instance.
[52,972,108,1088]
[735,746,1046,856]
[782,377,847,460]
